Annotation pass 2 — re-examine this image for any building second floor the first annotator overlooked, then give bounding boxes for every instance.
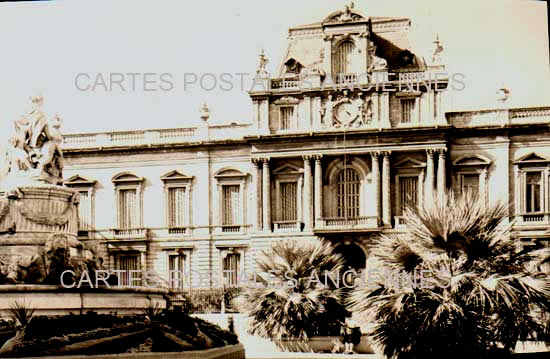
[55,108,550,244]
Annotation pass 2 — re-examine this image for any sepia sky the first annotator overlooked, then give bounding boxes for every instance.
[0,0,548,137]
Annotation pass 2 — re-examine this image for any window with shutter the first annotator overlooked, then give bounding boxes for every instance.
[280,182,298,221]
[118,254,140,286]
[168,254,186,289]
[119,189,138,229]
[223,253,240,287]
[526,172,542,213]
[334,41,355,76]
[399,176,418,215]
[461,174,480,196]
[337,168,360,218]
[401,99,415,123]
[222,185,241,229]
[168,187,186,230]
[280,107,294,130]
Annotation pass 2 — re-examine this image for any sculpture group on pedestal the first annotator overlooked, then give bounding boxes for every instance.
[1,96,64,187]
[0,96,103,285]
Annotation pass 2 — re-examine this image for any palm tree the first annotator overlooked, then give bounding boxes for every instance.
[348,192,550,358]
[236,239,348,343]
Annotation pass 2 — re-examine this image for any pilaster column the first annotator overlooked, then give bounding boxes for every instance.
[425,149,435,205]
[514,165,521,216]
[251,159,262,232]
[437,148,447,198]
[303,155,313,230]
[314,155,323,225]
[381,151,391,227]
[545,166,550,221]
[370,152,381,225]
[262,158,271,232]
[480,168,488,205]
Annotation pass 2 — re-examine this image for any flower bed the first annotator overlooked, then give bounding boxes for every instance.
[0,311,239,357]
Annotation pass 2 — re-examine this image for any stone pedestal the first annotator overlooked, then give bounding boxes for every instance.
[0,184,85,284]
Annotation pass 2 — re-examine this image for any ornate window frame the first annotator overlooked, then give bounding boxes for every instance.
[452,155,491,203]
[274,96,299,131]
[112,172,145,236]
[165,247,192,290]
[214,168,248,234]
[161,170,194,236]
[272,163,304,231]
[393,157,426,225]
[324,157,370,218]
[64,174,96,237]
[514,153,550,223]
[396,91,422,126]
[216,245,248,288]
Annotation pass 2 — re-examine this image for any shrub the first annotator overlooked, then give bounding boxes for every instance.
[235,239,348,341]
[168,287,242,313]
[348,193,550,358]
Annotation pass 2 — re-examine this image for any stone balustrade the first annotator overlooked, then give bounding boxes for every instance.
[447,106,550,127]
[62,124,252,150]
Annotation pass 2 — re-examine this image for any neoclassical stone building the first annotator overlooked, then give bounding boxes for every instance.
[58,4,549,288]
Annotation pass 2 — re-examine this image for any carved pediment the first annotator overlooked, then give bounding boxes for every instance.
[64,174,96,186]
[214,168,247,179]
[323,3,366,24]
[160,170,193,182]
[274,96,300,105]
[273,163,303,175]
[112,172,144,183]
[515,152,548,164]
[453,155,491,167]
[394,157,426,168]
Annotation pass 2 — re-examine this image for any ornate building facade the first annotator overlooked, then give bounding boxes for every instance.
[59,4,550,288]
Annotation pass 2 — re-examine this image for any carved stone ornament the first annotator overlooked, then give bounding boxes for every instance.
[320,91,373,129]
[327,2,365,23]
[367,42,388,71]
[1,96,65,187]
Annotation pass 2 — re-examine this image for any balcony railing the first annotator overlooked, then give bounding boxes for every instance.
[110,228,148,238]
[315,216,379,231]
[212,224,249,235]
[517,213,548,224]
[273,220,301,231]
[270,78,301,90]
[168,227,187,235]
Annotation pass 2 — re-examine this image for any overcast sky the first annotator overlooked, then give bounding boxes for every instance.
[0,0,548,137]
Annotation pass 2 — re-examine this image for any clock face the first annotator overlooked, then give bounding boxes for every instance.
[335,102,356,125]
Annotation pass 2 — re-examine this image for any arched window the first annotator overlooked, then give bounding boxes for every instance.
[336,168,360,218]
[334,41,355,75]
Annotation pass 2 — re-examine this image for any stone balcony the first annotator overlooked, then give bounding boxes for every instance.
[314,216,379,232]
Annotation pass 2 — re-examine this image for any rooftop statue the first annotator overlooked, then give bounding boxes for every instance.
[2,96,64,187]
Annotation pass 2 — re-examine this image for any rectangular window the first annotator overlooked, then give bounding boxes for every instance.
[118,189,138,229]
[461,174,480,195]
[223,253,240,287]
[399,176,418,215]
[280,107,294,130]
[526,172,542,213]
[118,254,140,286]
[222,185,241,226]
[168,254,186,289]
[78,190,91,230]
[401,99,415,123]
[168,187,186,228]
[280,182,298,221]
